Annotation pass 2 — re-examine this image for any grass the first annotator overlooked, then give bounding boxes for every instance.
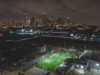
[36,51,77,73]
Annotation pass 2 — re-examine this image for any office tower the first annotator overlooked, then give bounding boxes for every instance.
[42,13,47,19]
[66,17,70,25]
[46,17,55,27]
[7,23,10,27]
[38,16,42,26]
[12,20,15,27]
[30,17,35,27]
[42,13,47,26]
[57,18,64,25]
[34,20,38,27]
[24,14,28,26]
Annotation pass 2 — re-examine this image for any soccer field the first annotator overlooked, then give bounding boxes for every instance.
[36,51,77,73]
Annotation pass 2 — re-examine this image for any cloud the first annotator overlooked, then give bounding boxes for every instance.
[0,0,100,24]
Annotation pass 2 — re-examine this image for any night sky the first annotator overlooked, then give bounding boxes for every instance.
[0,0,100,24]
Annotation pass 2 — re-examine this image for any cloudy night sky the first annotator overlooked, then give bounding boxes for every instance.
[0,0,100,24]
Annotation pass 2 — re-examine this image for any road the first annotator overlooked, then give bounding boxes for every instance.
[0,51,55,75]
[25,67,54,75]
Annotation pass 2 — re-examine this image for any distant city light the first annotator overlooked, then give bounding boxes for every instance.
[70,23,73,26]
[42,24,45,27]
[91,37,93,40]
[85,37,87,39]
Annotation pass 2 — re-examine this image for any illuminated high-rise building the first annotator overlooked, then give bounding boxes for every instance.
[46,17,55,27]
[42,13,47,19]
[30,17,35,27]
[7,23,10,27]
[42,13,47,26]
[2,22,6,26]
[57,18,64,25]
[34,20,38,27]
[12,20,15,27]
[24,14,28,26]
[66,17,70,25]
[38,16,42,26]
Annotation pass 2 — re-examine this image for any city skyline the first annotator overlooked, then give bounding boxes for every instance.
[0,0,100,24]
[0,1,100,75]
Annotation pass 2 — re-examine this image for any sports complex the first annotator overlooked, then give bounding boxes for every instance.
[36,51,78,73]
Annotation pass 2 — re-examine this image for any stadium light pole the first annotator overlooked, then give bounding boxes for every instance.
[64,41,65,48]
[88,50,94,71]
[1,57,4,75]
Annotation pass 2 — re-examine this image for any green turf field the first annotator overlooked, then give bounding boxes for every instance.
[36,51,78,73]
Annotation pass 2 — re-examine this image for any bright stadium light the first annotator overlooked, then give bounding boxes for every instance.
[96,63,99,66]
[80,65,84,69]
[29,29,33,32]
[70,34,73,36]
[22,29,24,32]
[76,65,79,67]
[60,64,66,67]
